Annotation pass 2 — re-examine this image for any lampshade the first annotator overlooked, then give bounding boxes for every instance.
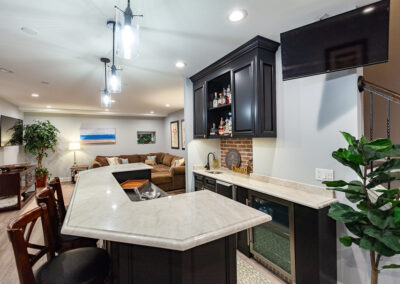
[115,2,140,60]
[101,90,112,108]
[108,65,121,94]
[69,142,80,151]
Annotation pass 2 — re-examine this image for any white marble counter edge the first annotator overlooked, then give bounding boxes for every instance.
[193,170,338,209]
[62,211,270,251]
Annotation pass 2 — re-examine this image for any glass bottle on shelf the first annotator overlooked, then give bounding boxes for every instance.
[210,123,218,136]
[228,112,232,134]
[218,93,222,105]
[221,92,226,105]
[224,117,230,135]
[218,117,225,136]
[213,92,218,108]
[227,85,232,104]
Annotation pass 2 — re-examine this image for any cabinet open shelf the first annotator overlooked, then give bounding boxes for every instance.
[208,104,231,111]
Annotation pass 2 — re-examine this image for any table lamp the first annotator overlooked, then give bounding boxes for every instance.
[69,142,81,166]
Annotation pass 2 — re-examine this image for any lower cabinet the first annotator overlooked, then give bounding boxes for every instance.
[236,186,251,257]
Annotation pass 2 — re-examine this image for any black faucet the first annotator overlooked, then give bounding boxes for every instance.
[205,152,216,171]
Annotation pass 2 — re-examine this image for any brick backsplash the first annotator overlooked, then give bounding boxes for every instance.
[220,138,253,169]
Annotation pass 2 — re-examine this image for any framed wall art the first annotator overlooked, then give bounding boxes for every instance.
[181,119,185,150]
[170,120,179,149]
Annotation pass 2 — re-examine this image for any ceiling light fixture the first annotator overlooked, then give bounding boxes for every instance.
[46,105,52,109]
[100,58,112,108]
[31,93,39,97]
[165,104,170,107]
[111,99,116,103]
[107,20,122,94]
[229,9,247,22]
[150,111,154,114]
[175,61,186,68]
[363,6,375,14]
[115,0,143,59]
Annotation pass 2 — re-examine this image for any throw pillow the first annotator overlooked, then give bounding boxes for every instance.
[162,154,174,166]
[121,158,129,164]
[146,155,157,165]
[106,157,121,165]
[175,158,185,167]
[145,159,155,166]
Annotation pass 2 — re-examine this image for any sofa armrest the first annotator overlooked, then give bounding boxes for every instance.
[171,166,185,176]
[92,161,102,168]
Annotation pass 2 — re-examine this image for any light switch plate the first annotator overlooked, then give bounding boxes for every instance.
[315,168,334,181]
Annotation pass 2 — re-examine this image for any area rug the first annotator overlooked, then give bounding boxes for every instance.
[237,253,272,284]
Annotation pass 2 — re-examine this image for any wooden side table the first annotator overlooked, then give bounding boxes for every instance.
[70,165,89,184]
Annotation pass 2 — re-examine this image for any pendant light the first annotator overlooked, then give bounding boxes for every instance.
[115,0,143,59]
[100,58,112,108]
[107,20,122,94]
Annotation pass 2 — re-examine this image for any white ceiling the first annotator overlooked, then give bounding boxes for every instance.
[0,0,376,117]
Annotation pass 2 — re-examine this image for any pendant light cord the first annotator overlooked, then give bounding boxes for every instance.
[104,61,108,91]
[112,21,116,70]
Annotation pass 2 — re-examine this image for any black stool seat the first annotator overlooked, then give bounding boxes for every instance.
[35,247,109,284]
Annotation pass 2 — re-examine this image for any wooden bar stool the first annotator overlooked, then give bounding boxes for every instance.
[36,187,97,253]
[7,204,110,284]
[47,177,67,220]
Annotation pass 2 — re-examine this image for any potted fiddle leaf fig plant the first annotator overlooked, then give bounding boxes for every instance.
[23,120,59,187]
[323,132,400,284]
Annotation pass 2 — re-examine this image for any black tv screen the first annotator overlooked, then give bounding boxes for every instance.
[281,0,390,80]
[1,115,23,147]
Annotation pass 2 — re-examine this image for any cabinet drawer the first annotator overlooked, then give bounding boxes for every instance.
[194,174,204,182]
[204,177,216,186]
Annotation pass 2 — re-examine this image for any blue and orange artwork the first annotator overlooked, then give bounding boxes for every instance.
[80,128,116,144]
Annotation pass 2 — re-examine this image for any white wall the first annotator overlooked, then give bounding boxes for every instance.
[23,113,166,179]
[164,109,185,157]
[0,97,24,165]
[184,78,220,191]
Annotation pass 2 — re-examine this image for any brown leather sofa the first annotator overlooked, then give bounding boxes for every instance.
[91,152,185,191]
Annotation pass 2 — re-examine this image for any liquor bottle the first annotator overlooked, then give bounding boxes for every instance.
[210,123,217,136]
[218,93,223,105]
[213,93,218,108]
[228,112,232,134]
[218,117,224,136]
[227,85,232,104]
[221,92,226,105]
[224,117,230,135]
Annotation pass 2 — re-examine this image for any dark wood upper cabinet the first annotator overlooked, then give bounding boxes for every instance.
[190,36,279,138]
[193,83,207,139]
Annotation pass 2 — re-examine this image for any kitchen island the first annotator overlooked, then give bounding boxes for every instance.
[62,163,271,284]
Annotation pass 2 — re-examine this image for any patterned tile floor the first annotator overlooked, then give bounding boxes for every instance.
[237,251,286,284]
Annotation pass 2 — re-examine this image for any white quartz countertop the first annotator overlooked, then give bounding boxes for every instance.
[193,169,337,209]
[61,163,271,251]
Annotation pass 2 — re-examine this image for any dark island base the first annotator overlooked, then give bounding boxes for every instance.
[104,234,237,284]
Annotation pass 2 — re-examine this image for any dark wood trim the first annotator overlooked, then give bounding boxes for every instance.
[190,36,280,82]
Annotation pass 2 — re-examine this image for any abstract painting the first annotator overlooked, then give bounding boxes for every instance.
[80,128,116,144]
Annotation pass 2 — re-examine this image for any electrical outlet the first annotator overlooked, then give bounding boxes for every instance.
[315,168,334,181]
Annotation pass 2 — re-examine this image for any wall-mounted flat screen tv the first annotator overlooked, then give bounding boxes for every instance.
[0,115,23,147]
[281,0,390,81]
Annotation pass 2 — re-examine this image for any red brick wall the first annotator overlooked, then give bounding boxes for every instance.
[220,138,253,169]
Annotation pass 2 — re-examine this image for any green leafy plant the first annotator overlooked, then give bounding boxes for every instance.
[324,132,400,284]
[7,119,23,146]
[23,120,59,180]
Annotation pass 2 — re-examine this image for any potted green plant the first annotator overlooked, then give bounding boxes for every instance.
[324,132,400,284]
[23,120,59,187]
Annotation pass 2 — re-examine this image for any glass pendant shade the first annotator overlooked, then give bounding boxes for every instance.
[115,6,140,59]
[101,90,112,108]
[108,65,121,94]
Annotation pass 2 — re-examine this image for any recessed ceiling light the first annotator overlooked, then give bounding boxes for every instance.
[21,26,38,36]
[41,81,50,85]
[111,100,116,103]
[175,61,186,68]
[0,67,13,74]
[363,6,375,14]
[46,105,52,109]
[150,111,154,114]
[165,104,170,107]
[31,93,39,97]
[229,9,247,22]
[105,109,110,112]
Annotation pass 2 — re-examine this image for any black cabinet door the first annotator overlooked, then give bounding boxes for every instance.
[193,84,207,139]
[215,182,232,199]
[204,177,216,192]
[236,186,251,257]
[232,60,255,137]
[257,58,276,137]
